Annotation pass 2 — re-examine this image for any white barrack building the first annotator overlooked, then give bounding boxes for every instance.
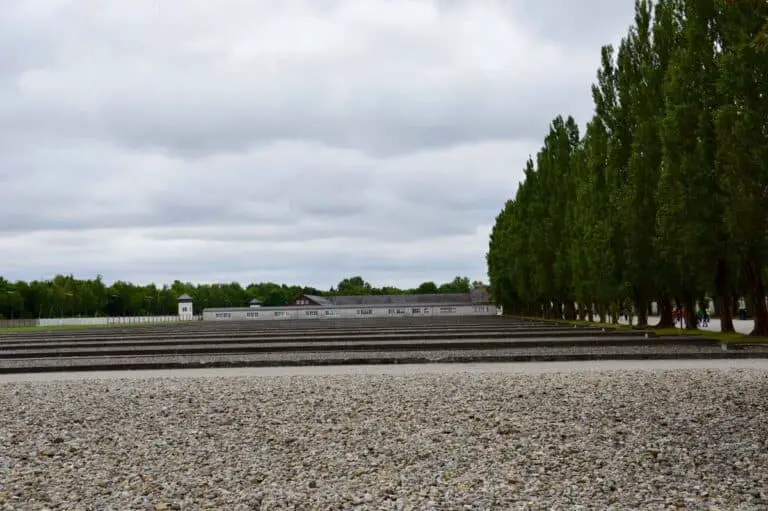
[202,286,496,322]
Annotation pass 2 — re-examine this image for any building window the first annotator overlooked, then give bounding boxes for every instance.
[215,312,231,319]
[324,310,340,316]
[182,306,188,312]
[439,307,456,314]
[412,308,421,314]
[274,311,289,317]
[246,312,259,318]
[306,310,318,316]
[357,309,373,315]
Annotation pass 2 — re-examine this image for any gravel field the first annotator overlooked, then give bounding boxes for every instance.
[4,343,768,371]
[2,365,768,510]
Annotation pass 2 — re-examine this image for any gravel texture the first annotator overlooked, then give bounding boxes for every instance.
[2,368,768,510]
[2,343,768,371]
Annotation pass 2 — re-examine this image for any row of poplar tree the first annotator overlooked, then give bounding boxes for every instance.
[487,0,768,335]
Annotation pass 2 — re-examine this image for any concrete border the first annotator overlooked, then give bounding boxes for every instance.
[3,350,768,375]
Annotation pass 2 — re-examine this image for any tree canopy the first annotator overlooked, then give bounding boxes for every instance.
[487,0,768,335]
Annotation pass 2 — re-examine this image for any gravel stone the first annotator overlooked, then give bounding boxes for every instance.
[1,368,767,510]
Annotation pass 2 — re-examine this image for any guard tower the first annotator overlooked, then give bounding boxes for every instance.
[249,298,261,308]
[177,294,194,319]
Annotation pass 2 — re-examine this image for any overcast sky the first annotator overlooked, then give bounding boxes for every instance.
[0,0,635,290]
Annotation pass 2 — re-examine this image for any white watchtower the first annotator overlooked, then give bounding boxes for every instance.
[177,294,194,319]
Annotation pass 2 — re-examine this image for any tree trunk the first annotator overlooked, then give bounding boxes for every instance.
[656,294,675,328]
[718,294,735,332]
[745,259,768,336]
[587,303,594,322]
[715,257,735,332]
[634,294,648,328]
[578,303,587,321]
[610,302,619,324]
[597,303,606,323]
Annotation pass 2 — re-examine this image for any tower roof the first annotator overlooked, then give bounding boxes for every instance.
[177,293,193,302]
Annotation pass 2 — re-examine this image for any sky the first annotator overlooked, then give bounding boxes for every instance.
[0,0,636,290]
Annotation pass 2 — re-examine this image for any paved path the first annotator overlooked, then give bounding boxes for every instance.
[2,358,767,383]
[618,315,754,334]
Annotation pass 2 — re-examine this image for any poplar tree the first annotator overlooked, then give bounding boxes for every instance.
[715,0,768,335]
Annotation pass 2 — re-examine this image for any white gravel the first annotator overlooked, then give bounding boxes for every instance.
[1,367,767,510]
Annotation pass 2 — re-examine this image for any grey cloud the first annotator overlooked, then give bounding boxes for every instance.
[171,84,574,157]
[0,0,602,158]
[0,10,57,79]
[507,0,637,49]
[3,76,587,159]
[1,214,92,233]
[0,133,527,240]
[299,202,367,219]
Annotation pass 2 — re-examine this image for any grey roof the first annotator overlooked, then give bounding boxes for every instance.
[303,294,333,306]
[302,293,478,306]
[177,294,193,302]
[249,298,261,304]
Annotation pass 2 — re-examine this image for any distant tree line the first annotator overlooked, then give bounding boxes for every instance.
[0,274,475,319]
[487,0,768,335]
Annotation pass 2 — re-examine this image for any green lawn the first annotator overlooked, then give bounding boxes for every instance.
[517,315,768,344]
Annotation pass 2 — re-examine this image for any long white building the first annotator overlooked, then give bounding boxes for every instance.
[202,286,496,322]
